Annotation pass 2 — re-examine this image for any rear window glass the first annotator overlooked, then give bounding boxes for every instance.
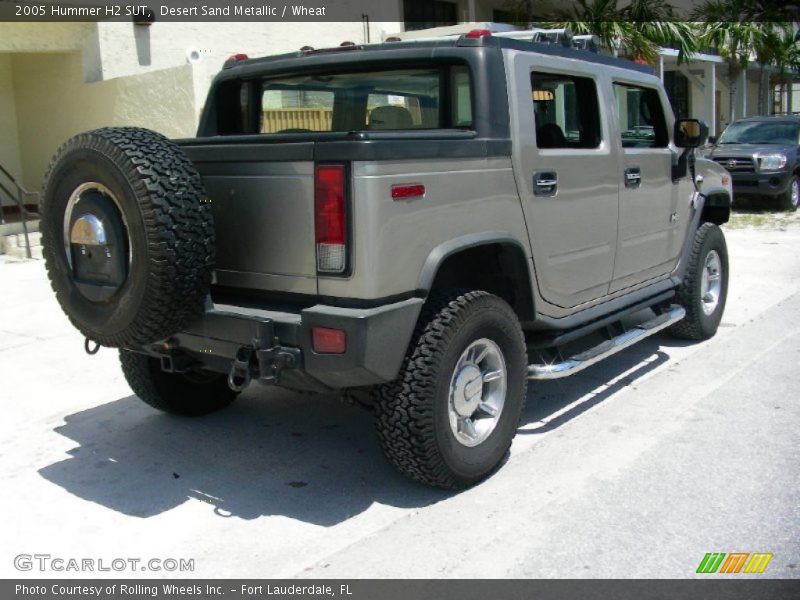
[258,65,472,134]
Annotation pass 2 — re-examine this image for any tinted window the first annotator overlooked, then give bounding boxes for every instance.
[404,0,457,31]
[613,83,669,148]
[262,89,334,133]
[531,72,601,149]
[258,66,472,134]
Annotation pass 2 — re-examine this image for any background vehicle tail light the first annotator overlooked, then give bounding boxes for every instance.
[314,164,347,273]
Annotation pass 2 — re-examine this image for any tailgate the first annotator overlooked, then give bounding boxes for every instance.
[180,142,318,295]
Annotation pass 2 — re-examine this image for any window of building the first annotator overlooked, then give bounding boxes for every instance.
[613,83,669,148]
[530,71,602,149]
[404,0,457,31]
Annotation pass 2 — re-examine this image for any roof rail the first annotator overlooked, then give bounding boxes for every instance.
[389,26,602,54]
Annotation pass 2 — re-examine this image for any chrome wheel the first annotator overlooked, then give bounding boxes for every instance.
[701,249,722,316]
[791,179,799,208]
[447,338,507,447]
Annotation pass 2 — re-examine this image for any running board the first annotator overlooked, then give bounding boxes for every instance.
[527,306,685,380]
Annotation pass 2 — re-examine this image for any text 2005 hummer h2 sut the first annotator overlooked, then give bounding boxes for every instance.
[40,30,732,489]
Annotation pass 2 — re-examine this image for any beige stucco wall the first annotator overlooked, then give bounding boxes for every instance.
[0,54,23,206]
[0,23,93,52]
[92,20,402,114]
[11,52,196,191]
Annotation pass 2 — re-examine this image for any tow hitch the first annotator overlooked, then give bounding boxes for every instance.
[227,344,301,391]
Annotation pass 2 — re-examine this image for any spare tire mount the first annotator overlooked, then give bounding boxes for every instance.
[64,181,130,303]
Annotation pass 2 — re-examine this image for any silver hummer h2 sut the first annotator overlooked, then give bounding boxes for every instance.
[40,29,732,488]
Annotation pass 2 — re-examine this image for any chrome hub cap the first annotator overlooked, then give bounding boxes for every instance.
[448,338,507,447]
[63,182,130,269]
[791,179,799,208]
[62,181,131,302]
[701,249,722,316]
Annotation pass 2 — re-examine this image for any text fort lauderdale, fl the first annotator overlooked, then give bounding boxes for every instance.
[160,4,326,16]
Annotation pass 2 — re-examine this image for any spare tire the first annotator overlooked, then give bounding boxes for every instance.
[40,127,214,348]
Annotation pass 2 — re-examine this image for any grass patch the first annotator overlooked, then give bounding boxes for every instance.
[725,208,798,230]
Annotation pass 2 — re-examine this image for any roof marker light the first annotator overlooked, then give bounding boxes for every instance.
[465,29,492,39]
[223,53,248,68]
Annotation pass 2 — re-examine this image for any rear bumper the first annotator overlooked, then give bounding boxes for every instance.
[730,170,792,198]
[145,297,423,390]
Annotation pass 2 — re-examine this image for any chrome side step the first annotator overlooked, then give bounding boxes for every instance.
[527,306,685,380]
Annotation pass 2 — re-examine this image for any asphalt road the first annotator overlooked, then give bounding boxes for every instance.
[0,219,798,579]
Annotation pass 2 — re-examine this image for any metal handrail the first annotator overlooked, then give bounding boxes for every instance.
[0,163,36,259]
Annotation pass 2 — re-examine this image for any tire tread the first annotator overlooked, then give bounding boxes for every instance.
[40,127,213,347]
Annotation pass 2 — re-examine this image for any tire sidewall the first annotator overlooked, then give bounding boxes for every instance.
[42,147,149,341]
[690,225,729,338]
[783,175,799,211]
[430,300,526,481]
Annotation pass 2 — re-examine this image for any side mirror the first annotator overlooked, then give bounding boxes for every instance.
[708,135,717,145]
[674,118,708,148]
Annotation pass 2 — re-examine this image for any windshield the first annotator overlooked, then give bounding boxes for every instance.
[717,121,800,145]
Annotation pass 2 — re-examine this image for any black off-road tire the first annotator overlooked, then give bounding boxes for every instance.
[40,127,214,347]
[778,174,799,212]
[669,223,729,340]
[120,350,238,416]
[375,291,527,489]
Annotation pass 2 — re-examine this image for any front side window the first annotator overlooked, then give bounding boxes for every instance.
[530,71,601,149]
[258,66,472,134]
[613,83,669,148]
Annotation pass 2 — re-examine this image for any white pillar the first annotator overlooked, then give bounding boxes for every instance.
[467,0,476,22]
[704,62,716,136]
[658,55,664,82]
[739,70,748,118]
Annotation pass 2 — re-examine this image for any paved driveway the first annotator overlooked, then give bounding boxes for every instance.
[1,217,798,578]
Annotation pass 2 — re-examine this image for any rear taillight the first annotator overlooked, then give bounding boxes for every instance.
[314,164,347,273]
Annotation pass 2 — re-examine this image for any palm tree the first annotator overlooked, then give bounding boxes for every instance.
[767,27,800,114]
[552,0,636,58]
[621,0,699,64]
[753,23,783,115]
[554,0,699,64]
[694,0,765,122]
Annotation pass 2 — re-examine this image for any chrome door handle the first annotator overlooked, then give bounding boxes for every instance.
[534,171,558,197]
[624,167,641,188]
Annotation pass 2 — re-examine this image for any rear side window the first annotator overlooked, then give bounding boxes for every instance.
[258,65,473,134]
[613,83,669,148]
[530,71,601,149]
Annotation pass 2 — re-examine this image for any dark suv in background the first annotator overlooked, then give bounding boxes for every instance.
[705,116,800,211]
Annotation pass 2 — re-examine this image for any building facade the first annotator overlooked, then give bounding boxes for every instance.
[1,4,796,213]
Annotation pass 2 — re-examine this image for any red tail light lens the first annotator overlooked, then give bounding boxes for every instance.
[465,29,492,39]
[314,164,347,273]
[391,183,426,200]
[312,327,347,354]
[223,53,249,68]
